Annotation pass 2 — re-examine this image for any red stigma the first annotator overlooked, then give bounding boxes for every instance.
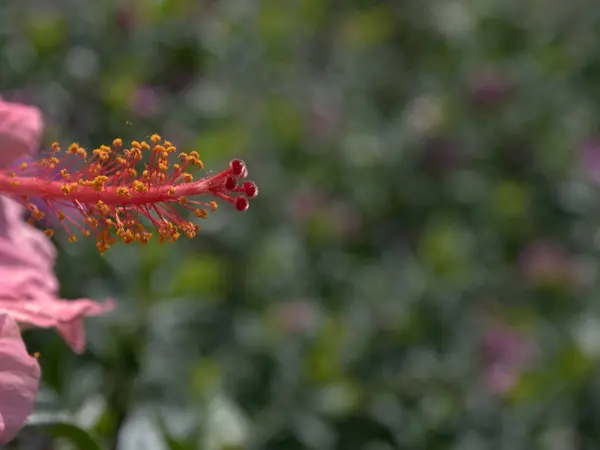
[235,196,249,212]
[243,181,258,198]
[230,159,246,177]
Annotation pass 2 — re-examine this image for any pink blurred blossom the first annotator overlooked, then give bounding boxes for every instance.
[0,313,40,444]
[306,101,342,141]
[130,85,162,118]
[482,324,537,395]
[519,240,581,289]
[582,139,600,185]
[276,300,318,335]
[287,186,361,238]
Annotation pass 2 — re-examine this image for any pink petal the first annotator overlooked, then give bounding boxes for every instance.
[0,242,57,295]
[0,296,114,354]
[0,197,57,263]
[0,99,43,168]
[0,313,41,444]
[0,204,114,353]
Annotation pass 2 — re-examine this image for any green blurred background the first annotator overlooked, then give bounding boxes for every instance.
[4,0,600,449]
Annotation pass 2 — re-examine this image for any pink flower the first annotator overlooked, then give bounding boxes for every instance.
[275,300,318,335]
[130,85,161,118]
[518,240,581,289]
[0,313,40,444]
[481,324,537,395]
[0,97,114,353]
[582,139,600,185]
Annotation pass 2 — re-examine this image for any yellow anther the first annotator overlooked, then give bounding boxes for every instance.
[96,201,110,215]
[91,175,109,192]
[29,205,44,221]
[96,241,110,254]
[117,187,131,198]
[133,180,148,193]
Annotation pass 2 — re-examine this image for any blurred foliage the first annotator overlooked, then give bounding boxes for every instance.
[4,0,600,449]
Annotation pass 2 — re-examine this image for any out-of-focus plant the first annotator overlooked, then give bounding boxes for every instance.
[2,0,600,449]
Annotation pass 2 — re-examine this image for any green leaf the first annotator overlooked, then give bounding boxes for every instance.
[155,412,193,450]
[24,415,103,450]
